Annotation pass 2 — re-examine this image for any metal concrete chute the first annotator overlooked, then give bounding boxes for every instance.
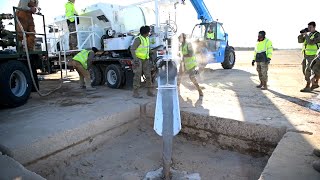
[154,59,181,137]
[154,57,181,180]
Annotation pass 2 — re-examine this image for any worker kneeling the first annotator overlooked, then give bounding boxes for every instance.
[69,47,98,91]
[178,33,203,97]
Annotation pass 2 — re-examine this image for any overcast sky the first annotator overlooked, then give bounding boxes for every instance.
[1,0,319,49]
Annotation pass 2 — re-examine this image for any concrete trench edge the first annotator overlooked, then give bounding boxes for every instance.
[1,101,318,179]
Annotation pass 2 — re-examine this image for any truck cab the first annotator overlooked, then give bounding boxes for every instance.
[184,0,236,69]
[191,21,235,69]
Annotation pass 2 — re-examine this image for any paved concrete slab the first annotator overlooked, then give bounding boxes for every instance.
[259,132,320,180]
[0,154,45,180]
[0,85,147,165]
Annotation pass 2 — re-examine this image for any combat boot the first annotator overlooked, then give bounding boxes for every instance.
[256,82,263,88]
[84,78,95,91]
[313,160,320,173]
[314,148,320,157]
[194,83,204,97]
[133,89,142,98]
[261,81,268,90]
[300,82,311,92]
[198,89,204,97]
[86,86,96,91]
[79,85,86,89]
[147,88,155,97]
[311,84,319,90]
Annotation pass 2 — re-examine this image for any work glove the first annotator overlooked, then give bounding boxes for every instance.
[267,58,271,64]
[252,60,255,66]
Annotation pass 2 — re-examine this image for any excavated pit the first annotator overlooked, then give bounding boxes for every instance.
[178,111,286,157]
[30,108,285,180]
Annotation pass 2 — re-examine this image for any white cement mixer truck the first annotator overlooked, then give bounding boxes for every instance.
[47,1,179,89]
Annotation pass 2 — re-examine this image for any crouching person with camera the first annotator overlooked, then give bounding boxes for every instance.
[252,31,273,90]
[298,21,320,92]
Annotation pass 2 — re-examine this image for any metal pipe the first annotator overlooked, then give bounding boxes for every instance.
[163,59,172,180]
[15,14,63,97]
[75,15,79,50]
[155,0,159,34]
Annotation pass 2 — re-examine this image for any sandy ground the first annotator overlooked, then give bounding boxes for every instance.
[44,121,268,180]
[178,50,320,133]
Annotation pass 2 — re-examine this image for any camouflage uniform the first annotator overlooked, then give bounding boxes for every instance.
[130,36,154,97]
[68,23,78,50]
[298,31,320,83]
[253,37,273,89]
[132,59,152,90]
[178,42,203,96]
[310,54,320,90]
[65,0,78,50]
[69,50,95,90]
[311,56,320,75]
[256,62,269,83]
[177,62,199,91]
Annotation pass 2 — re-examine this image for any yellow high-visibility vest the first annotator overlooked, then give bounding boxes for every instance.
[207,32,215,40]
[135,35,150,60]
[303,32,320,56]
[73,49,90,69]
[181,43,197,71]
[65,1,78,23]
[253,38,273,60]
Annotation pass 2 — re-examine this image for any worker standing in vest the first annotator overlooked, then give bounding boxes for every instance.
[177,33,203,97]
[16,0,39,51]
[298,21,320,92]
[65,0,78,50]
[69,47,98,91]
[252,31,273,90]
[130,26,155,98]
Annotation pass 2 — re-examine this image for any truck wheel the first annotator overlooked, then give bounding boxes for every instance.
[222,46,236,69]
[99,65,106,85]
[0,60,32,107]
[105,64,123,89]
[89,65,102,86]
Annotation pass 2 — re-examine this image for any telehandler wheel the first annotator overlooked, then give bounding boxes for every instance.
[89,65,102,86]
[0,60,32,107]
[222,46,236,69]
[105,64,123,89]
